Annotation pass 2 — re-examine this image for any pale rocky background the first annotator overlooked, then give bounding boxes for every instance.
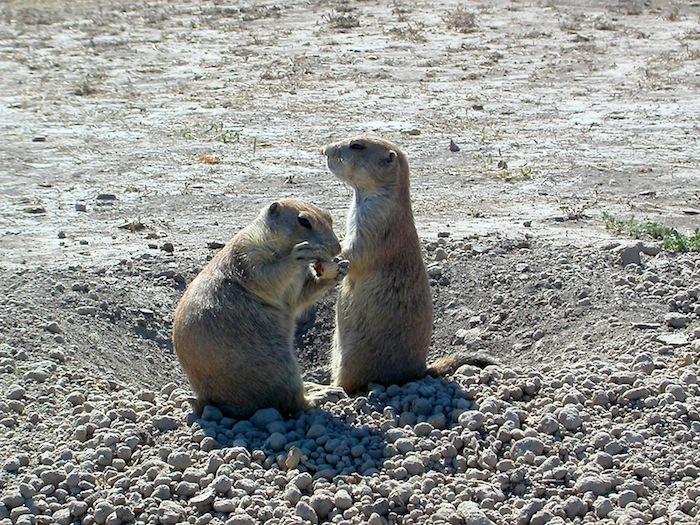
[1,1,699,524]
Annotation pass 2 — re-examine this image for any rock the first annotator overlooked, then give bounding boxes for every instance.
[2,494,23,511]
[594,497,614,518]
[167,451,191,471]
[292,472,313,491]
[563,496,588,518]
[157,501,183,525]
[458,411,485,430]
[454,328,480,345]
[656,333,689,346]
[93,501,114,525]
[3,458,20,472]
[558,406,582,431]
[200,404,223,421]
[211,475,232,493]
[266,432,287,452]
[402,456,425,475]
[76,306,97,316]
[537,414,559,435]
[212,500,237,513]
[412,398,432,416]
[427,264,443,278]
[334,490,353,510]
[6,385,26,400]
[574,474,618,495]
[24,368,49,382]
[69,501,89,517]
[96,193,117,201]
[510,437,545,459]
[615,243,643,267]
[53,508,71,525]
[414,422,433,436]
[640,243,661,255]
[295,501,318,524]
[66,391,85,405]
[48,349,66,362]
[152,416,180,431]
[44,322,63,334]
[309,494,334,519]
[175,481,198,497]
[285,485,302,505]
[517,499,544,525]
[617,489,637,508]
[226,513,255,525]
[190,488,216,508]
[40,469,66,486]
[664,313,690,329]
[306,424,326,439]
[234,478,257,495]
[434,247,449,261]
[620,386,650,402]
[530,509,554,525]
[250,407,283,430]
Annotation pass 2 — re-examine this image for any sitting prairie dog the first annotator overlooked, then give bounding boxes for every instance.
[172,198,347,419]
[323,135,493,394]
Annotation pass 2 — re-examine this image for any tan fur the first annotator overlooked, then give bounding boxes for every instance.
[323,135,433,394]
[172,198,343,418]
[324,135,493,394]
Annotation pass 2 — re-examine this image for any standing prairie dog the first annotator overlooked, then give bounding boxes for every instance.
[323,135,492,394]
[172,198,346,419]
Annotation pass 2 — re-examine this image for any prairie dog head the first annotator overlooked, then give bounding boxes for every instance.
[323,135,409,194]
[261,198,341,261]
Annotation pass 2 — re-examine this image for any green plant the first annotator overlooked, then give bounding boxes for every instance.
[205,123,242,143]
[559,194,597,220]
[602,212,700,252]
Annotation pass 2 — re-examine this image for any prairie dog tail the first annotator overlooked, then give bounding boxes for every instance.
[426,352,498,378]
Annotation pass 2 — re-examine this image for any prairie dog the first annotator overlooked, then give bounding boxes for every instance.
[324,135,491,394]
[172,198,345,419]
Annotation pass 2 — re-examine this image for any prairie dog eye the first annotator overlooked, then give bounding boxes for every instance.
[349,142,365,150]
[298,216,312,229]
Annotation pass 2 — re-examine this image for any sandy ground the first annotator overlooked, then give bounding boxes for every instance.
[1,1,700,522]
[2,0,699,271]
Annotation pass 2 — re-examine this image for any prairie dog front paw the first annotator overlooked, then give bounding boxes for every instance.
[313,257,349,280]
[292,241,326,261]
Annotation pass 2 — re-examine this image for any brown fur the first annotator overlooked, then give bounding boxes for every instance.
[172,198,342,418]
[324,135,493,394]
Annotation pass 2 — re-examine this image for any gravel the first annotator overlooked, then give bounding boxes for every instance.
[2,235,700,525]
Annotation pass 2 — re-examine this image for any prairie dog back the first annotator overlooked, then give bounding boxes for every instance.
[172,198,343,418]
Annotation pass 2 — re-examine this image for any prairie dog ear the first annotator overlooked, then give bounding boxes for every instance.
[268,202,280,215]
[385,151,397,164]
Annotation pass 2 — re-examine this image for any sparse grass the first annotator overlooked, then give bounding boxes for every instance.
[73,75,99,96]
[205,123,241,143]
[444,8,477,33]
[388,24,427,43]
[182,124,242,143]
[559,195,596,221]
[324,12,360,30]
[480,157,533,182]
[603,213,700,252]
